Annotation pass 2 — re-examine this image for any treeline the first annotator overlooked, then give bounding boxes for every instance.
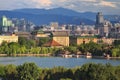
[0,63,120,80]
[0,42,59,56]
[63,39,120,57]
[0,37,120,57]
[59,41,120,57]
[0,37,59,56]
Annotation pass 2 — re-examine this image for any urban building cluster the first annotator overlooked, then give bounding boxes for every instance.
[0,12,120,46]
[0,16,35,33]
[95,12,120,38]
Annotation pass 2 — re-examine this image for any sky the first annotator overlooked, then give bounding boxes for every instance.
[0,0,120,15]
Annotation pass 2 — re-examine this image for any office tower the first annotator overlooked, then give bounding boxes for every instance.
[0,16,14,32]
[96,12,104,25]
[95,12,112,37]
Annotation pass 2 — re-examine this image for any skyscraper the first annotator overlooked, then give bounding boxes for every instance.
[95,12,112,37]
[0,16,14,32]
[96,12,104,25]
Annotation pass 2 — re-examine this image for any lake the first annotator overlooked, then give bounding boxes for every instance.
[0,57,120,68]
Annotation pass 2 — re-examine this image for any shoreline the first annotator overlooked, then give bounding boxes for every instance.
[0,53,51,57]
[92,56,120,59]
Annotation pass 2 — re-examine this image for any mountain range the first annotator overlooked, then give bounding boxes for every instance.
[0,7,120,25]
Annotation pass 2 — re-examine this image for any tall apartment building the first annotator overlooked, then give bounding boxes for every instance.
[96,12,104,25]
[95,12,112,37]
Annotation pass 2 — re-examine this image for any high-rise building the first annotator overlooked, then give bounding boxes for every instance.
[96,12,104,25]
[95,12,112,37]
[0,16,14,32]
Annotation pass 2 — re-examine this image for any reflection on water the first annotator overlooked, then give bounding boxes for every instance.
[0,57,120,68]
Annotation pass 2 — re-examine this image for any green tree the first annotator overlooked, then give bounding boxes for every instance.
[78,42,104,56]
[18,37,27,46]
[64,46,77,53]
[19,45,27,54]
[17,63,39,80]
[4,64,17,80]
[74,63,112,80]
[0,65,5,78]
[115,66,120,79]
[114,40,120,46]
[111,48,120,57]
[18,37,36,49]
[8,42,20,56]
[38,37,51,46]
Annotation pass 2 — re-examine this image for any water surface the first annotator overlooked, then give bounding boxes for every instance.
[0,57,120,68]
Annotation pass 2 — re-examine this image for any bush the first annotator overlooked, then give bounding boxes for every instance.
[17,63,39,80]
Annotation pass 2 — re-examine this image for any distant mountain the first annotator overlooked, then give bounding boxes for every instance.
[14,7,82,16]
[0,10,94,25]
[13,7,120,23]
[0,7,120,25]
[13,8,97,20]
[104,15,120,23]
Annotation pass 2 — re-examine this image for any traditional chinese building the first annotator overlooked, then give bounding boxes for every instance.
[51,31,69,46]
[43,39,63,48]
[0,34,18,45]
[77,36,98,45]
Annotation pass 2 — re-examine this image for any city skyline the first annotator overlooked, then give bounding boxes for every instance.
[0,0,120,15]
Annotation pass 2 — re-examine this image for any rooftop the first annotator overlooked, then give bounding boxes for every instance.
[43,40,63,47]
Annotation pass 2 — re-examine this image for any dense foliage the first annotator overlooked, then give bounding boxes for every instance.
[114,40,120,46]
[0,37,120,57]
[111,40,120,57]
[111,46,120,57]
[0,37,59,56]
[0,63,120,80]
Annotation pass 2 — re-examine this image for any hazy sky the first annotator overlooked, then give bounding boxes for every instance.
[0,0,120,14]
